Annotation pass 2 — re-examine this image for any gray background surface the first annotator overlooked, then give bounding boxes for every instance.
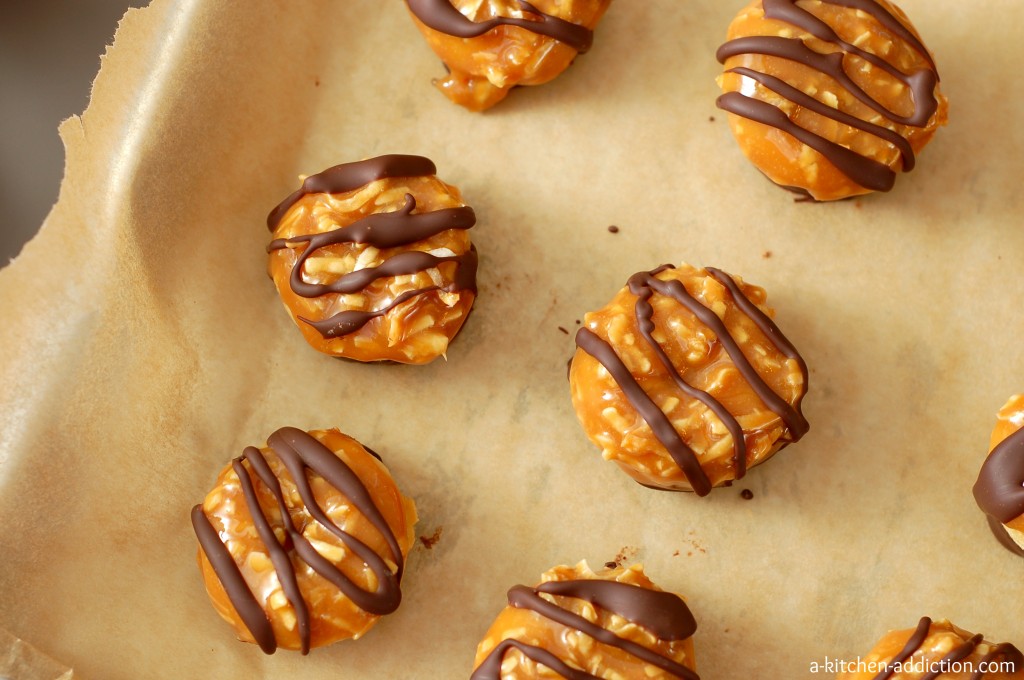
[1,1,143,265]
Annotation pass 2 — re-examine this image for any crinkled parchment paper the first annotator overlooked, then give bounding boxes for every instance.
[1,1,1023,678]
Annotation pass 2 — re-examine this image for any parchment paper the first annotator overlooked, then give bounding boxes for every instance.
[2,1,1023,678]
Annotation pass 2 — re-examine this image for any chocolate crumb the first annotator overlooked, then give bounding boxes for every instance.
[607,225,620,234]
[763,250,772,259]
[672,550,680,557]
[604,561,618,569]
[419,526,443,549]
[709,115,716,122]
[740,489,754,500]
[575,319,581,325]
[558,326,569,335]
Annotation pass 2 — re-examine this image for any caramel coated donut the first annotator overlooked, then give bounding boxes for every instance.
[267,155,477,364]
[569,263,808,494]
[471,562,698,679]
[191,427,418,653]
[839,617,1022,679]
[405,0,611,111]
[974,395,1024,557]
[716,0,948,201]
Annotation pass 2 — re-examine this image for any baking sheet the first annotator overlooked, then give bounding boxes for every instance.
[1,1,1023,678]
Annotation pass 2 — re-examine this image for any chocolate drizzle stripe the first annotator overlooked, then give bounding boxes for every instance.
[268,182,477,340]
[628,269,749,478]
[240,444,400,617]
[191,505,277,654]
[763,0,935,73]
[192,429,406,655]
[269,194,477,254]
[648,271,806,437]
[716,35,937,128]
[717,91,895,192]
[920,634,982,680]
[267,155,437,231]
[705,267,810,439]
[406,0,593,54]
[973,642,1024,680]
[293,250,464,297]
[872,617,932,680]
[301,288,433,339]
[472,579,699,680]
[984,515,1024,558]
[576,327,713,496]
[716,0,942,193]
[725,66,916,171]
[232,456,311,654]
[973,428,1024,524]
[474,639,601,680]
[871,618,1022,680]
[535,580,697,643]
[576,266,808,492]
[267,427,404,612]
[269,193,476,296]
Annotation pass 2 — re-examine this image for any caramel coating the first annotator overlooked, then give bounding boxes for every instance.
[192,428,418,653]
[406,0,611,112]
[471,562,698,680]
[717,0,948,201]
[569,264,808,494]
[977,395,1024,546]
[267,156,477,364]
[839,618,1023,679]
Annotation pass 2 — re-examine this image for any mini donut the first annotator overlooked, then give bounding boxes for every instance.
[974,395,1024,557]
[405,0,611,111]
[190,427,418,653]
[569,263,809,495]
[471,561,698,679]
[716,0,948,201]
[838,617,1023,679]
[267,154,477,364]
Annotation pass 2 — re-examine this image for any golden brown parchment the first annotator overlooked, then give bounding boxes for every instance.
[2,1,1023,678]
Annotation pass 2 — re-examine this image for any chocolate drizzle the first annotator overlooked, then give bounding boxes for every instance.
[716,0,941,193]
[974,428,1024,525]
[985,515,1024,558]
[471,579,699,680]
[191,428,406,655]
[871,617,1022,680]
[267,155,437,231]
[266,156,478,340]
[574,265,808,496]
[406,0,593,54]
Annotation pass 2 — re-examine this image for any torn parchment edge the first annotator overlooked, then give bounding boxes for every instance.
[0,628,74,680]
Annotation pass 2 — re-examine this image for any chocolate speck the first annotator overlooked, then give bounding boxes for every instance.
[672,550,680,557]
[314,77,320,87]
[604,561,618,569]
[558,326,569,335]
[709,115,716,122]
[763,250,772,259]
[419,526,443,549]
[575,319,581,325]
[608,225,620,234]
[610,546,638,566]
[741,489,754,500]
